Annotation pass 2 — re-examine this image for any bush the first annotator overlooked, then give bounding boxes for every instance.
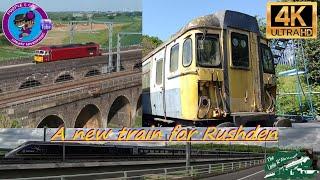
[142,35,163,56]
[0,35,10,46]
[276,65,320,116]
[0,114,21,128]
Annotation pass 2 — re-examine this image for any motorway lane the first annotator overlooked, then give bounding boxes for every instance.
[201,166,265,180]
[292,122,320,128]
[202,166,320,180]
[0,158,259,179]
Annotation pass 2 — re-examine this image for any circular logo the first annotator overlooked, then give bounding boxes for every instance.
[2,2,52,47]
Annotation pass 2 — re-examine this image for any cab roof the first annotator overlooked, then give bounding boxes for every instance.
[143,10,260,62]
[177,10,260,37]
[37,42,98,51]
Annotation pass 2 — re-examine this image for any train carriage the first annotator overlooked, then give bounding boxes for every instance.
[142,10,284,127]
[34,42,101,63]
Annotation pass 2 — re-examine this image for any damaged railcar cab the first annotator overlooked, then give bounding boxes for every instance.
[142,11,276,126]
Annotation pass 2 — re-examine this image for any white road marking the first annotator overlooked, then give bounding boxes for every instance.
[237,170,264,180]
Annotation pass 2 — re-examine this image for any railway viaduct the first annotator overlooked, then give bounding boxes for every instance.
[0,48,142,128]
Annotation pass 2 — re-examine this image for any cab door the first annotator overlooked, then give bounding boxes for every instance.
[164,42,182,119]
[227,29,260,112]
[150,50,165,116]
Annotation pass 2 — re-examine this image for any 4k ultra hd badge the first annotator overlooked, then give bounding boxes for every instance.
[266,2,317,39]
[2,2,52,47]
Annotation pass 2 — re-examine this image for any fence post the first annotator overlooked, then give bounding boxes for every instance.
[231,162,234,171]
[209,164,212,174]
[164,168,167,180]
[190,166,194,176]
[239,162,241,169]
[221,163,224,173]
[123,171,127,179]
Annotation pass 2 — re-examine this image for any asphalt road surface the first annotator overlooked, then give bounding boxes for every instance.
[201,166,265,180]
[202,165,320,180]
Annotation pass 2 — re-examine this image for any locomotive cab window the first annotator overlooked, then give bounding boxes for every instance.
[196,34,221,67]
[261,44,275,74]
[231,32,249,69]
[88,47,96,51]
[35,50,48,55]
[170,44,179,72]
[182,38,192,67]
[156,58,163,85]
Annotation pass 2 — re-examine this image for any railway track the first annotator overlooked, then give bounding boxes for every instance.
[0,49,141,81]
[2,142,264,165]
[0,69,141,108]
[0,52,141,96]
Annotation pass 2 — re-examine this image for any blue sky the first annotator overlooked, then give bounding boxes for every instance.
[0,0,142,12]
[143,0,273,40]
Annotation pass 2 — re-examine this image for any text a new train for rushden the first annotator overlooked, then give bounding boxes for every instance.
[50,125,278,142]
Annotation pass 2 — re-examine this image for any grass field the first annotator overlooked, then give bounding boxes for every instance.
[61,17,142,48]
[0,47,33,61]
[92,14,141,23]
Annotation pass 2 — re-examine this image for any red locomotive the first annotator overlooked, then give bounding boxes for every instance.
[33,42,101,63]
